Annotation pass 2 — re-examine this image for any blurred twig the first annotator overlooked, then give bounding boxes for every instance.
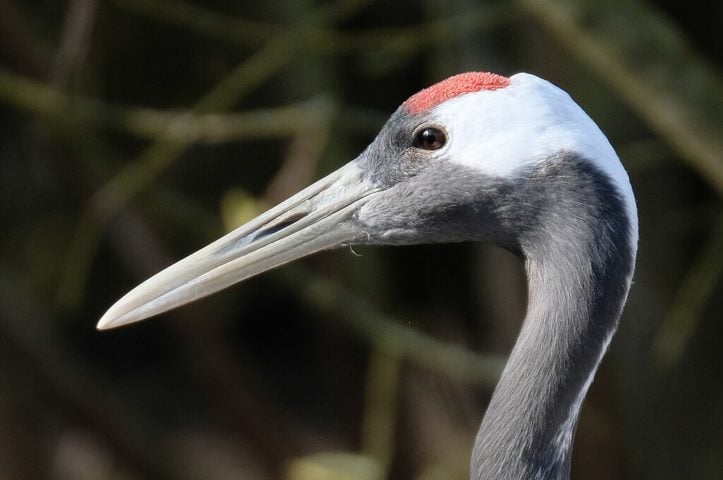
[52,0,99,88]
[278,267,506,387]
[0,68,333,142]
[111,0,281,46]
[88,36,295,222]
[361,346,402,476]
[652,212,723,367]
[520,0,723,196]
[113,0,520,55]
[262,100,335,205]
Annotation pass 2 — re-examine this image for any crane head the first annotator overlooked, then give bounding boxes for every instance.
[98,72,636,330]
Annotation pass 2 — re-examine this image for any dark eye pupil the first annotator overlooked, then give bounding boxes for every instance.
[414,127,446,150]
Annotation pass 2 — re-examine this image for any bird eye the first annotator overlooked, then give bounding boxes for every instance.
[412,127,447,150]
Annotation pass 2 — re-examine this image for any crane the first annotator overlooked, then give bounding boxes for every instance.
[98,72,638,479]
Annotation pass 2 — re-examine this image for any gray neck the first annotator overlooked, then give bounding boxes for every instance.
[471,160,636,479]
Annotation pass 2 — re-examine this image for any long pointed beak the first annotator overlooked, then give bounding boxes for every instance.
[98,161,377,330]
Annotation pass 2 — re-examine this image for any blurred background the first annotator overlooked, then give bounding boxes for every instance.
[0,0,721,479]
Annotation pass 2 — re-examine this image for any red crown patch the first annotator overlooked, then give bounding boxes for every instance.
[403,72,510,114]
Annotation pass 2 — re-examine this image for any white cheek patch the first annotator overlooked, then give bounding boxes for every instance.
[431,73,638,248]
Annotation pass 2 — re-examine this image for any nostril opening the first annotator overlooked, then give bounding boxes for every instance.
[252,211,308,241]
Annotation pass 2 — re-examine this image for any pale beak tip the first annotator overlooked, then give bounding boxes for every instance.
[96,313,121,331]
[96,305,137,331]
